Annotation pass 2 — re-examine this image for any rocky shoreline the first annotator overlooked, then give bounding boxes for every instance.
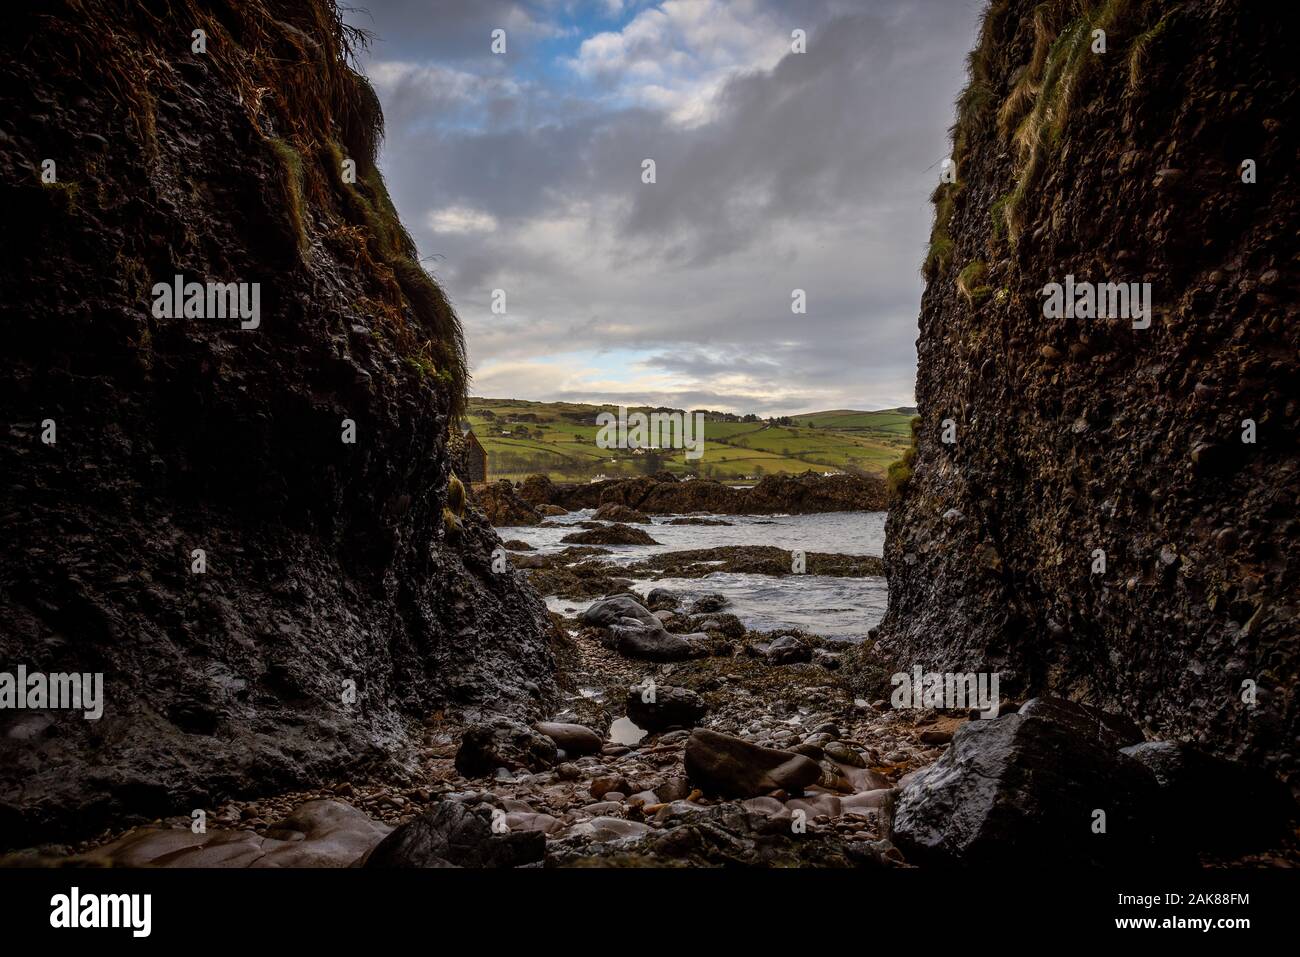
[519,543,884,601]
[475,471,888,527]
[4,472,1294,867]
[14,581,1294,868]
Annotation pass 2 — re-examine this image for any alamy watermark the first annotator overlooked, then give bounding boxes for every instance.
[595,406,705,461]
[891,666,1000,719]
[152,273,260,329]
[50,887,150,937]
[1041,275,1151,329]
[0,666,103,719]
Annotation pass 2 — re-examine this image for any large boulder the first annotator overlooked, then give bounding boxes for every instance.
[608,624,708,662]
[689,594,729,614]
[892,701,1160,867]
[517,474,557,508]
[1120,741,1295,854]
[625,685,707,731]
[362,802,544,868]
[685,730,822,798]
[473,480,542,526]
[1017,696,1144,750]
[581,596,662,629]
[454,718,558,777]
[534,722,603,757]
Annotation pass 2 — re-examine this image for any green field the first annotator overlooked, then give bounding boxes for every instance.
[466,398,916,483]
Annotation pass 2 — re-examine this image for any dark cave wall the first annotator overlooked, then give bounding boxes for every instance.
[0,0,555,845]
[877,0,1298,774]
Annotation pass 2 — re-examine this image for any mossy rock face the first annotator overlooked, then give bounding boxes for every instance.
[956,261,993,305]
[886,0,1300,774]
[886,417,920,500]
[266,137,307,254]
[447,474,466,516]
[40,180,82,214]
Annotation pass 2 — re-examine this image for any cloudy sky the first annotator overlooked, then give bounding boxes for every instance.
[344,0,984,414]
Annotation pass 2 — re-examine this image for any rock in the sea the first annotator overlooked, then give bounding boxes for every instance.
[1120,741,1295,853]
[685,729,822,798]
[517,474,557,508]
[645,587,682,610]
[581,595,661,628]
[593,503,651,524]
[363,802,544,868]
[534,722,603,757]
[582,596,708,660]
[763,634,812,665]
[561,523,658,546]
[690,594,729,614]
[473,480,542,526]
[550,472,886,516]
[625,685,707,731]
[455,718,558,777]
[892,701,1160,866]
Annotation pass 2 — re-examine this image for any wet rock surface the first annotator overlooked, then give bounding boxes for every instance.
[592,503,651,524]
[630,545,883,578]
[1120,741,1296,854]
[892,698,1163,867]
[685,730,822,798]
[625,685,707,731]
[455,719,558,776]
[362,802,545,868]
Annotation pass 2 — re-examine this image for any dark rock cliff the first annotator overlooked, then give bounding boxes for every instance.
[0,0,555,846]
[877,0,1297,774]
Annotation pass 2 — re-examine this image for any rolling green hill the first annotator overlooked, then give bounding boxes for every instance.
[466,398,916,483]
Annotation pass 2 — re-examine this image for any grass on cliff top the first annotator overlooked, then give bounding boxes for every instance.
[940,0,1154,249]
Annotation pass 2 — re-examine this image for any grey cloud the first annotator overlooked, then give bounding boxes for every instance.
[348,0,982,413]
